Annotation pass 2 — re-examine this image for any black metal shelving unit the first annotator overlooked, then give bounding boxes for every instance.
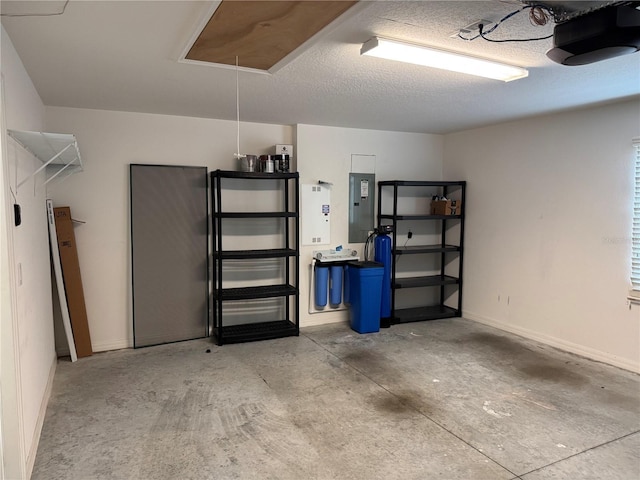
[211,170,300,345]
[377,180,466,324]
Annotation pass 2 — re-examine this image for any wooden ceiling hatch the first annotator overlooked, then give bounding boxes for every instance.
[186,0,359,71]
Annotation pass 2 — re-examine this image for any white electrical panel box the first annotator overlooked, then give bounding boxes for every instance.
[302,184,330,245]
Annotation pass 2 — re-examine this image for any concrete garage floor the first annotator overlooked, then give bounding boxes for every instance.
[33,319,639,480]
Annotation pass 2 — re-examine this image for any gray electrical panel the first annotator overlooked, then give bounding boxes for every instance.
[349,173,375,243]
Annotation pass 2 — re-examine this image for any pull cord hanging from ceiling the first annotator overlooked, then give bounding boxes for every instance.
[233,56,245,163]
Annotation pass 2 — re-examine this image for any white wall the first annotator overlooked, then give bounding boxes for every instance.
[45,107,293,351]
[444,99,640,372]
[296,124,444,326]
[43,109,445,349]
[1,25,56,479]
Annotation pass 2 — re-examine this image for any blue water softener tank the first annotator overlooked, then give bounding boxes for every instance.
[315,264,329,308]
[348,261,384,334]
[374,231,392,319]
[329,265,343,305]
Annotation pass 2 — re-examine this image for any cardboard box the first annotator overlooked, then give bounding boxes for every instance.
[54,207,93,358]
[431,200,461,216]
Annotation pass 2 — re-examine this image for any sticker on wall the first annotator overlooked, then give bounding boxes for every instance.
[360,179,369,198]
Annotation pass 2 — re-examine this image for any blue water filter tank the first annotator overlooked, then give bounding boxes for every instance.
[329,265,343,305]
[343,265,350,305]
[315,265,329,308]
[374,233,392,318]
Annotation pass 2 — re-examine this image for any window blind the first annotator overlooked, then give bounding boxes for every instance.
[633,139,640,291]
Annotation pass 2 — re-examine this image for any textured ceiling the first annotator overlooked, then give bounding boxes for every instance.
[1,0,639,134]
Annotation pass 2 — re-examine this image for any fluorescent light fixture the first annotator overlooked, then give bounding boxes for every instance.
[361,37,529,82]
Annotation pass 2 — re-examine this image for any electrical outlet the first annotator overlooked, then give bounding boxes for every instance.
[408,230,413,239]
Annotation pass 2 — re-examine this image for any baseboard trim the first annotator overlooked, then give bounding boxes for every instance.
[26,352,57,479]
[92,340,131,353]
[464,311,640,374]
[57,338,132,357]
[58,338,131,357]
[301,314,347,328]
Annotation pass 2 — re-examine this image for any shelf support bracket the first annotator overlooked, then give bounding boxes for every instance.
[16,141,75,188]
[43,153,79,185]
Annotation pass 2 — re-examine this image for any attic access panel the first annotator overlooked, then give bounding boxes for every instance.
[186,0,358,71]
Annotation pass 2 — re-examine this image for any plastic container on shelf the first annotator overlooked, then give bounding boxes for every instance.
[273,154,290,173]
[240,155,257,172]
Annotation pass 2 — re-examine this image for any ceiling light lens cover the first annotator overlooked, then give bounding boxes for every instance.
[361,37,528,82]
